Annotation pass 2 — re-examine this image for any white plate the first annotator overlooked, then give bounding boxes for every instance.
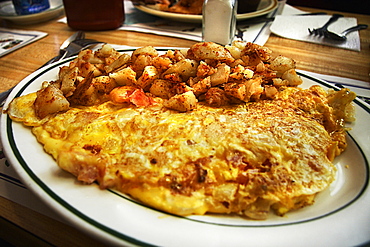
[135,0,278,23]
[0,0,64,25]
[1,48,370,246]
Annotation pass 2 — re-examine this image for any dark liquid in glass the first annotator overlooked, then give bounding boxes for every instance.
[63,0,125,31]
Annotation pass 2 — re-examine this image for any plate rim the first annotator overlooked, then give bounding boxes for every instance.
[1,48,370,246]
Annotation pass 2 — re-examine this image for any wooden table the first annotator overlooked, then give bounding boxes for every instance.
[1,5,370,246]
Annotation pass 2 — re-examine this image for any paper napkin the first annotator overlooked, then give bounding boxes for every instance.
[0,28,47,57]
[270,15,360,51]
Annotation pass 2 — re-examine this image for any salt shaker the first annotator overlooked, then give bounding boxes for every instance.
[202,0,237,45]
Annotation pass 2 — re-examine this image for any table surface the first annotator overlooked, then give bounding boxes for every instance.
[0,4,370,246]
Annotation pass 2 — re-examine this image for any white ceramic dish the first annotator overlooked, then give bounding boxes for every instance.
[0,0,64,25]
[1,48,369,246]
[135,0,278,23]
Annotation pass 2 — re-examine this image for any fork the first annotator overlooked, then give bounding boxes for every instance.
[308,14,344,37]
[324,24,368,41]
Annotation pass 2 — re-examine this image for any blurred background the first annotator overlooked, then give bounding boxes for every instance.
[287,0,370,15]
[0,0,369,15]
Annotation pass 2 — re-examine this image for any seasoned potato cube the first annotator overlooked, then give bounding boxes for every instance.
[229,65,254,80]
[264,85,278,99]
[149,79,172,99]
[245,77,263,100]
[272,78,288,87]
[192,76,211,96]
[163,59,198,81]
[205,87,229,107]
[281,69,303,86]
[187,42,235,63]
[270,55,295,76]
[34,85,70,119]
[164,91,198,112]
[225,44,242,59]
[105,53,131,73]
[132,55,153,74]
[78,61,102,78]
[210,63,230,86]
[224,83,247,101]
[152,56,173,72]
[92,76,117,94]
[136,66,159,90]
[98,44,116,57]
[110,67,137,86]
[132,46,158,62]
[60,67,78,97]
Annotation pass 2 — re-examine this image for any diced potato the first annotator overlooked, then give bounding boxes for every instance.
[34,85,70,119]
[224,83,246,101]
[132,46,158,63]
[78,61,102,78]
[164,91,198,112]
[225,45,242,59]
[92,76,117,94]
[99,44,116,57]
[270,55,295,76]
[152,56,173,72]
[282,69,303,86]
[205,87,229,107]
[59,67,78,97]
[110,67,137,86]
[136,66,159,90]
[132,54,153,74]
[229,65,254,81]
[272,78,288,87]
[149,79,172,99]
[187,42,235,63]
[24,41,312,113]
[264,85,278,99]
[245,77,264,101]
[163,59,198,81]
[210,64,230,86]
[192,76,211,96]
[105,53,131,73]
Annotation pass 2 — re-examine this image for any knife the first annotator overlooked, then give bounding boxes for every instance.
[0,31,85,105]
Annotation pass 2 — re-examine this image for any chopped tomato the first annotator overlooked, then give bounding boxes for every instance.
[130,89,150,107]
[110,86,152,107]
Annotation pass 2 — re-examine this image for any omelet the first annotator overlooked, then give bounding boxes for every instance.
[6,42,356,219]
[7,84,354,220]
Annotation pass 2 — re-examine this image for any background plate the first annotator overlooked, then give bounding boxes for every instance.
[1,48,369,246]
[0,0,64,25]
[135,0,278,23]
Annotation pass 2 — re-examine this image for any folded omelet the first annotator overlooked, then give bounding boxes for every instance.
[8,84,354,220]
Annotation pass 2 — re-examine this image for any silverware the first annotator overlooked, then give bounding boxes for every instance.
[239,12,327,25]
[308,14,343,36]
[237,11,327,41]
[0,32,88,105]
[61,38,105,58]
[42,31,85,67]
[324,24,368,41]
[237,0,286,42]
